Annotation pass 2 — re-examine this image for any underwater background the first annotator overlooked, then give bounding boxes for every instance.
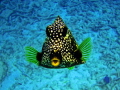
[0,0,120,90]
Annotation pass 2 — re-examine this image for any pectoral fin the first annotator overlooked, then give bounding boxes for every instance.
[25,46,41,65]
[78,37,92,62]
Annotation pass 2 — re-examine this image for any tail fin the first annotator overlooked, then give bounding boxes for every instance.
[78,37,92,62]
[25,46,39,65]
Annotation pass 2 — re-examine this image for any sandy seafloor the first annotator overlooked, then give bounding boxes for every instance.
[0,0,120,90]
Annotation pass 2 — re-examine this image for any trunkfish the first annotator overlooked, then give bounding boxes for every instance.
[25,16,92,69]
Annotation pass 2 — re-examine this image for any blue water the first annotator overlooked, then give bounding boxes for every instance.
[0,0,120,90]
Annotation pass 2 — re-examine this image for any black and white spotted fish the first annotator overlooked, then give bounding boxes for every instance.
[25,16,92,69]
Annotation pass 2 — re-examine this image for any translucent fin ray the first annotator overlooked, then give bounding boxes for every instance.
[78,37,92,61]
[25,46,39,65]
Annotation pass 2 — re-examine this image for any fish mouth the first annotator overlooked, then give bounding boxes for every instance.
[53,60,58,63]
[51,57,60,67]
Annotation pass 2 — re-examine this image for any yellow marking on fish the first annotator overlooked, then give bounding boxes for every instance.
[64,34,69,40]
[54,49,58,53]
[60,26,63,28]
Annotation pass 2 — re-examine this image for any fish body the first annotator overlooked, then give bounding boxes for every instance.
[25,16,92,69]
